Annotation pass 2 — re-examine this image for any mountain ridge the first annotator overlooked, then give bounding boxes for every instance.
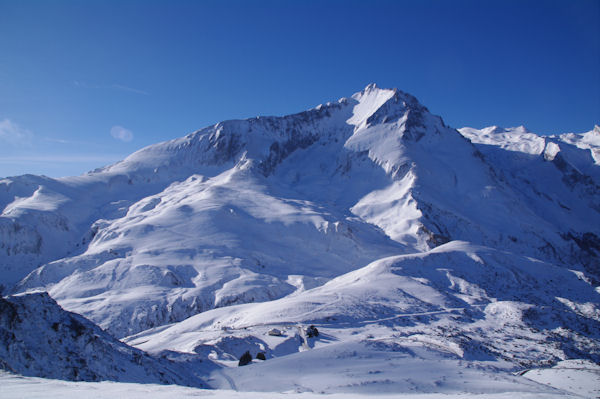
[1,86,598,379]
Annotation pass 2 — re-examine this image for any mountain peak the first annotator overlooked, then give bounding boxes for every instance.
[347,85,396,127]
[347,84,431,132]
[364,82,379,91]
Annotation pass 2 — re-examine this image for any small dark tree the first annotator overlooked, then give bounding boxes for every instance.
[306,325,319,338]
[238,350,252,366]
[256,352,266,360]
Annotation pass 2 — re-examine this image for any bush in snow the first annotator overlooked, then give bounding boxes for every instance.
[256,352,266,360]
[306,325,319,338]
[238,350,252,366]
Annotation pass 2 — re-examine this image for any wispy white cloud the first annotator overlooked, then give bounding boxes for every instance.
[42,137,99,146]
[110,84,149,95]
[43,137,72,144]
[0,119,34,146]
[73,80,149,95]
[110,125,134,142]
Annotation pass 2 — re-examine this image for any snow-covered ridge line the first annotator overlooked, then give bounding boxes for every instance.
[459,124,600,166]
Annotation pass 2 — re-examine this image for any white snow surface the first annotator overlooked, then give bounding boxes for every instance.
[0,371,583,399]
[122,241,598,393]
[1,84,599,395]
[522,359,600,398]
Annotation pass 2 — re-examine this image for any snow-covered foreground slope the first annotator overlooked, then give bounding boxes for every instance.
[0,292,207,386]
[0,372,584,399]
[1,84,599,395]
[521,359,600,398]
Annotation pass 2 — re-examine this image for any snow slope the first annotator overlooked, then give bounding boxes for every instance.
[521,359,600,398]
[0,371,583,399]
[16,165,402,336]
[0,292,206,386]
[459,124,600,276]
[1,84,599,395]
[124,242,598,391]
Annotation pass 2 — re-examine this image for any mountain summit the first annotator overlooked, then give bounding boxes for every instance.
[1,86,599,387]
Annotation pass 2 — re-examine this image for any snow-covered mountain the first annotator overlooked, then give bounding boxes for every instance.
[1,84,599,393]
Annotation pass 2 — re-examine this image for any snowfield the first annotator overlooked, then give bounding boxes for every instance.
[0,372,586,399]
[1,84,599,396]
[2,364,595,399]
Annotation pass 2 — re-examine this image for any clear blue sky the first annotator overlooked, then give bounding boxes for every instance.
[1,0,599,178]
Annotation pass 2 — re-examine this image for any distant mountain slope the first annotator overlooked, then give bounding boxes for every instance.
[127,241,599,367]
[2,84,599,344]
[0,292,205,386]
[459,125,600,276]
[16,165,402,336]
